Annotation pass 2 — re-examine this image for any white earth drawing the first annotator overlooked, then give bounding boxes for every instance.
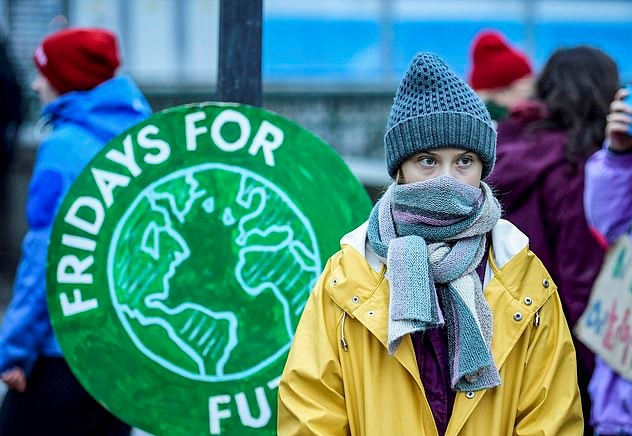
[107,164,321,382]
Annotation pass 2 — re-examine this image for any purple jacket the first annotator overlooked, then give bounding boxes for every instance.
[488,103,605,373]
[584,146,632,435]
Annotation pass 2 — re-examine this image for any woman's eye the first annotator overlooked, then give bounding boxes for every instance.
[458,157,473,166]
[418,157,435,166]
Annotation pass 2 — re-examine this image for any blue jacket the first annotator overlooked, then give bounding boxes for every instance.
[0,75,151,375]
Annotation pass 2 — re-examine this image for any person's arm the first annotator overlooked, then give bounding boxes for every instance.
[0,168,65,387]
[277,256,349,436]
[514,290,583,435]
[585,88,632,244]
[585,149,632,244]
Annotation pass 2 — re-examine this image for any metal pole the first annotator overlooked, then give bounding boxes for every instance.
[379,0,395,85]
[523,0,536,62]
[217,0,262,106]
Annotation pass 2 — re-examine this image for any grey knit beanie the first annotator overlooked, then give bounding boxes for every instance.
[385,52,497,179]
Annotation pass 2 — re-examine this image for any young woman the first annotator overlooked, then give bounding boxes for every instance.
[490,47,620,434]
[277,53,582,436]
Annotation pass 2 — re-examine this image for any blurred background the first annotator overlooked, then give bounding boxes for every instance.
[1,0,632,307]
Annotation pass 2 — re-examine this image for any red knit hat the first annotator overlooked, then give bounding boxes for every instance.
[468,30,533,91]
[33,28,121,94]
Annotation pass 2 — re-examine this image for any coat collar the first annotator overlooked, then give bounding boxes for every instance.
[333,218,553,322]
[340,218,530,272]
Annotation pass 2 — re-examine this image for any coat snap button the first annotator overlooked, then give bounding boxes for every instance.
[465,391,475,399]
[352,296,360,304]
[513,312,523,321]
[331,278,338,286]
[524,297,532,305]
[368,310,375,316]
[542,279,550,288]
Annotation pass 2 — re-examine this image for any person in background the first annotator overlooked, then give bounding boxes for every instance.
[468,30,534,123]
[0,27,151,435]
[0,35,23,276]
[583,87,632,436]
[0,35,22,178]
[489,46,620,436]
[278,52,582,436]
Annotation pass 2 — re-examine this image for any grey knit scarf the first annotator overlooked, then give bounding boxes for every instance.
[367,176,502,391]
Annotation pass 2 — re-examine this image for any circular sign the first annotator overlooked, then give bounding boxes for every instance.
[46,103,372,435]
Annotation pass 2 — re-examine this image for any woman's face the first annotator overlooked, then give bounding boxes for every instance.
[398,148,483,187]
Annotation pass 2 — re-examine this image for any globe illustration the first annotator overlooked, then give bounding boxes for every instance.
[107,163,321,382]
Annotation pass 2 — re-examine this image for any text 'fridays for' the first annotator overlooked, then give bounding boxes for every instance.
[54,108,285,318]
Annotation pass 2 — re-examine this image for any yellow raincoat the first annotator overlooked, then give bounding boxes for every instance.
[278,220,582,435]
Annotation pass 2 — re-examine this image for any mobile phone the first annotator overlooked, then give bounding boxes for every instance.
[625,84,632,135]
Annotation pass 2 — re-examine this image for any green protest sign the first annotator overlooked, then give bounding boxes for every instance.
[46,103,372,435]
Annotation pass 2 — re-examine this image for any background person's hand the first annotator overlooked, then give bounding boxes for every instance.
[1,367,26,392]
[606,88,632,152]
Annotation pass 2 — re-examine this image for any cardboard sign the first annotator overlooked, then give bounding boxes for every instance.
[576,235,632,381]
[46,103,372,435]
